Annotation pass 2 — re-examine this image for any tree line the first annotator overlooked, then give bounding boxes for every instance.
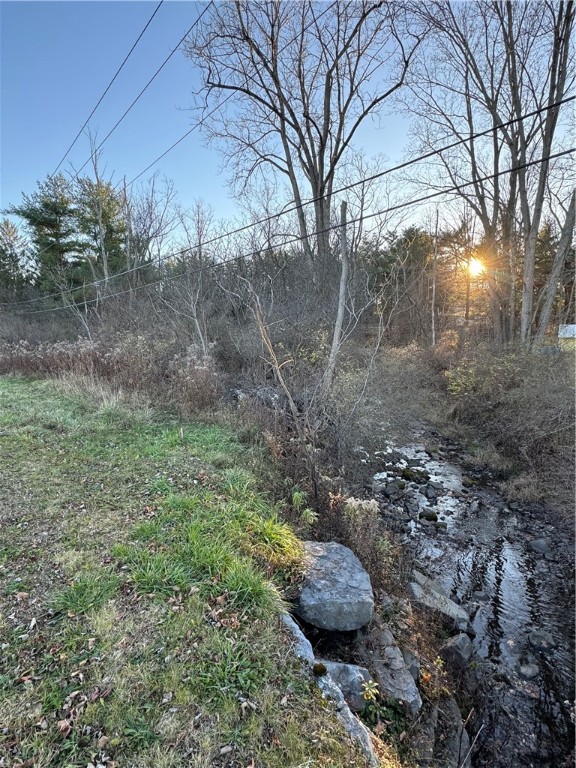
[2,0,574,362]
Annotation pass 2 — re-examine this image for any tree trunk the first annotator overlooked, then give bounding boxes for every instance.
[533,190,576,345]
[321,201,348,396]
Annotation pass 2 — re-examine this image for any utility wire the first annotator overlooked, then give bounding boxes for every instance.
[16,147,574,317]
[7,0,334,276]
[6,2,210,275]
[5,96,573,308]
[5,1,337,305]
[51,1,165,176]
[121,0,338,189]
[72,2,213,178]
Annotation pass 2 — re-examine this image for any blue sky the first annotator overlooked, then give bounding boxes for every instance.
[1,1,410,224]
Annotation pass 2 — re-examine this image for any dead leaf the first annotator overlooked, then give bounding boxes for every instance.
[88,637,96,650]
[57,719,72,737]
[220,745,233,755]
[97,735,110,749]
[16,591,29,601]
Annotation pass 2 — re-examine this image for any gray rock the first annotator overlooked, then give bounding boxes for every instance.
[357,626,422,715]
[410,574,472,633]
[439,633,473,672]
[519,663,540,680]
[528,629,557,652]
[412,570,450,597]
[412,696,472,768]
[295,542,374,631]
[281,614,314,663]
[281,614,378,766]
[316,674,379,767]
[401,648,421,683]
[528,538,550,555]
[436,695,472,768]
[320,660,372,712]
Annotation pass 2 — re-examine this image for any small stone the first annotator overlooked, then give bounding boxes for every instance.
[519,664,540,680]
[528,630,557,652]
[528,538,550,555]
[320,660,372,711]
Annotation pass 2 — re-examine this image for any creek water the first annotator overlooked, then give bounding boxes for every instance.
[372,442,575,767]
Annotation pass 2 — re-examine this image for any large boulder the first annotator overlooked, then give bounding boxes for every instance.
[294,542,374,631]
[410,571,472,633]
[357,626,422,716]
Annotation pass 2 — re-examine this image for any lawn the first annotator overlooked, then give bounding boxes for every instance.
[0,375,367,768]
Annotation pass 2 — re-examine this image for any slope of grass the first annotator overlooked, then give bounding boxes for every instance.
[0,376,373,768]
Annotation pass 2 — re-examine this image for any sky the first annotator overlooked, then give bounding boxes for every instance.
[1,0,410,227]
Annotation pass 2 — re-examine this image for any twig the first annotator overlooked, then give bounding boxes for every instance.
[459,722,485,768]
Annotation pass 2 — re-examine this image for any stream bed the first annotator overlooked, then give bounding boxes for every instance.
[371,440,575,767]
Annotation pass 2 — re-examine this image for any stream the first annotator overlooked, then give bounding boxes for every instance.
[370,439,575,767]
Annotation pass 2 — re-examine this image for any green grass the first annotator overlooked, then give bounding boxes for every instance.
[50,572,121,615]
[0,375,369,768]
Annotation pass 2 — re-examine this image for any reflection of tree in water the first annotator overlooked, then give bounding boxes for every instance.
[487,537,506,662]
[522,549,542,630]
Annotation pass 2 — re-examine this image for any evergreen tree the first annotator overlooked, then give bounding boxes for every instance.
[6,174,82,293]
[73,177,126,289]
[0,218,28,295]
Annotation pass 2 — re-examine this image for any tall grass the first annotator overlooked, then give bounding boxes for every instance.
[0,335,218,415]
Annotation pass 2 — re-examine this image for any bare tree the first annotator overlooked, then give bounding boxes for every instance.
[185,0,423,285]
[403,0,574,344]
[120,175,179,290]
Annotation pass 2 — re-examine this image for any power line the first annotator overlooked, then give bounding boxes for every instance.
[51,1,165,177]
[5,95,573,308]
[124,0,337,188]
[16,146,574,317]
[5,1,213,285]
[72,2,213,179]
[5,1,338,305]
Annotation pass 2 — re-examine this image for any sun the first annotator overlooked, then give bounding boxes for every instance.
[468,257,485,277]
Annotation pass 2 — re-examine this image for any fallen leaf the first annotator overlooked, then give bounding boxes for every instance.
[16,592,29,601]
[57,719,72,737]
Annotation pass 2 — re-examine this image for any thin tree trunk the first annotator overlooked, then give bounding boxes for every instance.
[321,201,348,396]
[431,207,438,346]
[534,190,576,345]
